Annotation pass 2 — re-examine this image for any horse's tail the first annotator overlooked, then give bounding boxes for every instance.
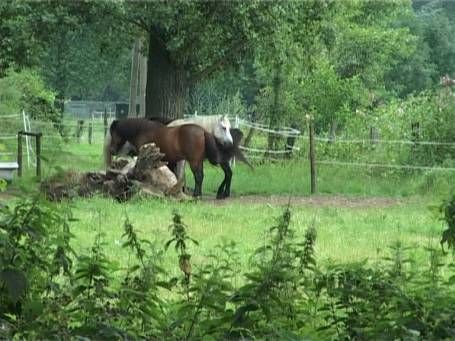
[103,129,112,168]
[204,131,220,165]
[233,147,254,170]
[230,129,253,170]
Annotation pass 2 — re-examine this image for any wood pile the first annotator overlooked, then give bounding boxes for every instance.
[41,143,187,202]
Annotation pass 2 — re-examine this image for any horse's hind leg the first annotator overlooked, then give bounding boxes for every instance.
[175,160,187,192]
[190,162,204,198]
[175,160,185,181]
[217,162,232,199]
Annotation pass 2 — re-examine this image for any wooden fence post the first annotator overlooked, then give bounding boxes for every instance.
[104,108,108,136]
[309,120,317,194]
[76,120,84,143]
[36,133,42,179]
[88,122,93,144]
[411,122,420,142]
[17,133,22,177]
[370,126,379,144]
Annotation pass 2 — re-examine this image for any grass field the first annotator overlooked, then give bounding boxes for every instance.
[4,122,454,281]
[59,194,443,282]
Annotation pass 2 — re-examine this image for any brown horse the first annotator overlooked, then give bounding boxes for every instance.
[106,118,252,198]
[107,118,221,197]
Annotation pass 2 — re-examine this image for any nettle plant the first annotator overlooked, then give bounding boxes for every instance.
[441,193,455,252]
[0,195,74,337]
[3,194,455,339]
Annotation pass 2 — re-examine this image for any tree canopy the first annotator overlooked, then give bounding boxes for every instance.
[1,0,454,125]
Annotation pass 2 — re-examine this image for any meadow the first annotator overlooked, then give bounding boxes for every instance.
[3,120,455,339]
[66,194,441,278]
[2,117,452,277]
[4,120,451,269]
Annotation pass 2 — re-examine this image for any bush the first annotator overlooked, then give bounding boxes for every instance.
[0,69,60,124]
[2,198,455,339]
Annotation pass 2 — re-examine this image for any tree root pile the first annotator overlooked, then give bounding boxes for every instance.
[41,143,187,202]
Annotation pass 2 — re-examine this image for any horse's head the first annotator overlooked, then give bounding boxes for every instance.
[213,115,233,146]
[109,120,126,155]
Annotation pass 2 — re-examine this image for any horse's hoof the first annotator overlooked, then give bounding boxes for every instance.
[216,193,228,200]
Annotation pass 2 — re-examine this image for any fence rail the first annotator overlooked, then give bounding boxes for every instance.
[2,114,455,193]
[313,136,455,146]
[317,160,455,172]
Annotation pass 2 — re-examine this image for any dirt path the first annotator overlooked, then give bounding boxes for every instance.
[0,189,402,209]
[205,194,402,208]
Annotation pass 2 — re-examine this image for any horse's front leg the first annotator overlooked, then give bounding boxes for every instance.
[216,162,232,199]
[190,162,204,198]
[216,178,226,199]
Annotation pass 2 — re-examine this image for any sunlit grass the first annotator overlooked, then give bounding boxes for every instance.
[7,124,453,282]
[64,195,441,281]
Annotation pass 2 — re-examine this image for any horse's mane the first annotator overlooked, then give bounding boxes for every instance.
[167,115,228,129]
[111,118,162,140]
[147,116,175,125]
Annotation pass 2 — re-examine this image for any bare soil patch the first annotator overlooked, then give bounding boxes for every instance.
[0,188,402,209]
[205,194,402,208]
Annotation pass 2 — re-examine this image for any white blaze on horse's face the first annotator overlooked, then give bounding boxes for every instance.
[214,115,233,146]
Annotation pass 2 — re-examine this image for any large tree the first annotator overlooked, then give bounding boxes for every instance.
[1,1,326,118]
[120,1,326,119]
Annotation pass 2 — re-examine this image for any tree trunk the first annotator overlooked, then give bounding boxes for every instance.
[146,32,186,119]
[139,49,147,117]
[265,61,283,158]
[128,38,140,117]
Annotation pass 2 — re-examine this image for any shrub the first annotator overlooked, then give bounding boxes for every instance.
[0,69,60,124]
[2,198,455,339]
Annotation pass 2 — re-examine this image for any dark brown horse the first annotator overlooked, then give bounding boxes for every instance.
[104,118,251,199]
[106,118,220,197]
[105,118,251,199]
[214,128,252,198]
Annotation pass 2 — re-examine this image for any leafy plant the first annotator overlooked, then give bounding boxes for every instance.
[0,195,74,337]
[441,193,455,252]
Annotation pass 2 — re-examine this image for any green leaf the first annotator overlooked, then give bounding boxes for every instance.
[0,268,27,303]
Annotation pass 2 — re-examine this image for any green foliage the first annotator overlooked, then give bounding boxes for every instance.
[165,211,199,287]
[0,2,41,74]
[328,0,415,87]
[0,69,59,123]
[187,77,248,117]
[441,193,455,251]
[0,195,74,337]
[40,26,131,101]
[0,179,6,192]
[300,59,366,130]
[2,197,455,338]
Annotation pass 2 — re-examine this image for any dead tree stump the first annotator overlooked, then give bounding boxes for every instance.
[42,143,186,201]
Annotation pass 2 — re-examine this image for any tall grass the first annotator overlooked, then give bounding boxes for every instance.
[64,195,441,278]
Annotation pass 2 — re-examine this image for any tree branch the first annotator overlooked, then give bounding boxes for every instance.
[149,25,169,53]
[130,17,150,33]
[178,4,220,60]
[188,41,246,85]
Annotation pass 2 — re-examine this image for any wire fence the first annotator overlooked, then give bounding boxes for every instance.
[1,113,455,178]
